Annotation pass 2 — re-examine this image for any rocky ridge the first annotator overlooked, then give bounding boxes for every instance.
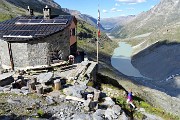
[101,15,135,30]
[62,8,105,30]
[111,0,180,38]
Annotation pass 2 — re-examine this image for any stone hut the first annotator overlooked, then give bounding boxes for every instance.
[0,6,77,70]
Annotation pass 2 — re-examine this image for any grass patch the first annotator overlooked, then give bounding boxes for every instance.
[37,109,44,117]
[0,13,13,22]
[87,80,94,87]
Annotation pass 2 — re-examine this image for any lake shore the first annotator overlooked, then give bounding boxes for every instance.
[103,39,180,116]
[111,42,144,78]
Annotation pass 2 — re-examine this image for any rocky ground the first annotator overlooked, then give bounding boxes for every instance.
[0,62,168,120]
[0,91,127,120]
[0,62,130,120]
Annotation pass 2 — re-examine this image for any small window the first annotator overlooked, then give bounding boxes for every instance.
[70,28,76,36]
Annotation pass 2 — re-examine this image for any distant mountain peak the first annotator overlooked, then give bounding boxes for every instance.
[101,15,136,30]
[62,8,105,30]
[111,0,180,38]
[62,8,81,15]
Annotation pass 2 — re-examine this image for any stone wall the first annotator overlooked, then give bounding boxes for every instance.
[11,43,28,68]
[27,28,71,67]
[0,40,11,69]
[47,28,70,61]
[0,40,29,69]
[0,28,73,69]
[27,41,48,66]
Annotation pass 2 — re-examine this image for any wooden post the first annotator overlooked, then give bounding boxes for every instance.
[27,81,36,92]
[31,77,37,85]
[93,89,100,101]
[54,79,61,90]
[7,42,14,70]
[36,85,43,94]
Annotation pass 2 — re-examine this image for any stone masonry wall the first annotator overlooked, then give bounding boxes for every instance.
[0,28,71,69]
[26,28,70,66]
[11,42,28,68]
[0,40,28,69]
[47,28,70,61]
[27,41,48,66]
[0,39,11,69]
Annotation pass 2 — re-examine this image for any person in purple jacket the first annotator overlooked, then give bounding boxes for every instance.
[126,89,135,109]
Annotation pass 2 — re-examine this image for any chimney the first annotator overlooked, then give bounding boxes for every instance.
[43,5,51,19]
[27,6,34,16]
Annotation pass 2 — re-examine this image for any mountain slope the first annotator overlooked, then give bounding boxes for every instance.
[0,0,26,21]
[62,8,105,30]
[111,0,180,38]
[101,15,135,30]
[6,0,64,14]
[0,0,67,21]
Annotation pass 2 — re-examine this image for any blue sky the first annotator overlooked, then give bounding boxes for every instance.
[54,0,160,18]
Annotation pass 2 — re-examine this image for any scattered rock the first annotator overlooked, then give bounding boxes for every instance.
[112,105,121,116]
[10,89,22,94]
[46,96,55,105]
[118,111,129,120]
[63,85,87,98]
[92,109,105,120]
[105,108,115,120]
[36,72,53,84]
[72,113,91,120]
[102,97,115,107]
[0,72,14,87]
[7,99,21,104]
[66,96,85,103]
[0,72,14,80]
[3,87,11,92]
[21,90,30,95]
[0,87,4,92]
[143,112,163,120]
[21,86,29,91]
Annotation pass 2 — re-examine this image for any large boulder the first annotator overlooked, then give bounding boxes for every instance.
[112,105,121,116]
[118,111,129,120]
[36,72,53,84]
[92,109,105,120]
[102,97,115,107]
[105,108,114,120]
[63,85,87,98]
[0,72,14,86]
[104,106,122,120]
